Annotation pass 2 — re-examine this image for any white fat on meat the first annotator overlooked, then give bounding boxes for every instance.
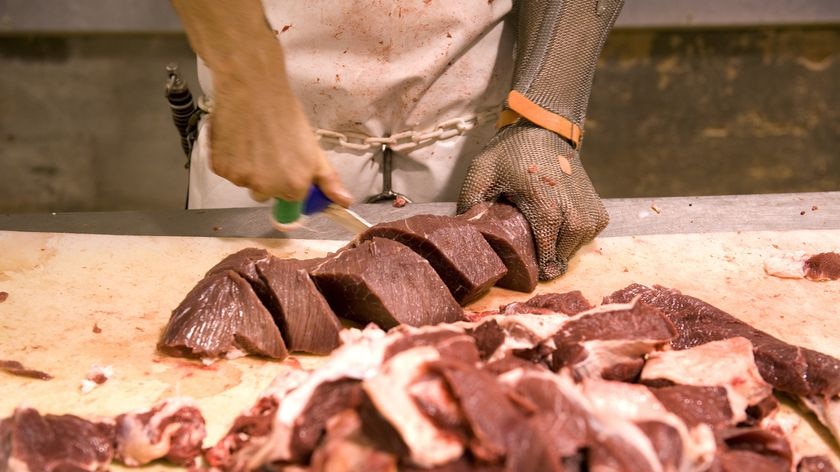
[581,378,717,472]
[641,337,772,423]
[763,251,808,279]
[365,346,465,467]
[572,339,662,380]
[802,396,840,444]
[234,325,392,469]
[115,397,204,467]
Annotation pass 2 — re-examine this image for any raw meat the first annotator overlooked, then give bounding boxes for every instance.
[114,397,206,466]
[310,237,463,328]
[804,252,840,281]
[0,359,52,380]
[356,214,507,304]
[308,410,398,472]
[551,299,676,380]
[256,256,342,355]
[649,385,734,430]
[0,407,115,472]
[498,290,593,316]
[764,251,840,281]
[640,337,774,423]
[158,270,288,360]
[604,284,840,399]
[458,201,539,292]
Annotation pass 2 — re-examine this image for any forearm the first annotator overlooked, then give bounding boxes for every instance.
[171,0,287,79]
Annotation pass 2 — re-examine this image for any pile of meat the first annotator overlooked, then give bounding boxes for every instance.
[4,284,839,471]
[157,202,539,362]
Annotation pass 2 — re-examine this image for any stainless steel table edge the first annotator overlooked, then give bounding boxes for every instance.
[0,192,837,239]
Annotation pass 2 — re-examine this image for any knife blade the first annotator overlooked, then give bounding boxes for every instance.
[272,185,373,235]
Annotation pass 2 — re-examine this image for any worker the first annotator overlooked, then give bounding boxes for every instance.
[171,0,624,280]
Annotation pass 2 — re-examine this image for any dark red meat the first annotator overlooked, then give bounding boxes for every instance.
[158,270,288,360]
[357,214,507,304]
[458,201,539,293]
[256,256,342,355]
[0,407,115,472]
[310,237,463,328]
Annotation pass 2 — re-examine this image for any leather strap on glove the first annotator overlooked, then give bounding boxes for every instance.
[458,0,625,280]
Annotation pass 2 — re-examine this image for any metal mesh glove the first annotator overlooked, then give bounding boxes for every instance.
[458,0,624,280]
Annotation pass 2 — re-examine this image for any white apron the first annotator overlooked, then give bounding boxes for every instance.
[188,0,515,209]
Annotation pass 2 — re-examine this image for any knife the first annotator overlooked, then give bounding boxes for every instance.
[272,185,372,234]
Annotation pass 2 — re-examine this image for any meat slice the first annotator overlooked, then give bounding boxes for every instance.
[580,378,717,472]
[499,290,593,316]
[649,385,734,430]
[426,358,526,463]
[310,237,463,328]
[604,284,840,399]
[0,407,115,472]
[309,410,398,472]
[158,270,288,360]
[551,300,676,381]
[640,337,773,423]
[357,214,507,304]
[362,347,465,467]
[114,397,206,467]
[458,201,538,292]
[255,256,342,355]
[716,427,794,472]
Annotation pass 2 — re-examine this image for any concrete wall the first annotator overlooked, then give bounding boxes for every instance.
[1,26,838,213]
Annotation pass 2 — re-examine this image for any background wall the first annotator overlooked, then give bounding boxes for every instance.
[1,1,838,213]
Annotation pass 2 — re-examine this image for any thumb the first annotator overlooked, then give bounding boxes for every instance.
[314,158,353,208]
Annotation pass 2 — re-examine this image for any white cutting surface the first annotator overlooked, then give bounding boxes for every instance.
[0,230,838,470]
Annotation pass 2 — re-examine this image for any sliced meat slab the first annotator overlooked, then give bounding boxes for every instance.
[357,214,507,304]
[458,201,538,292]
[256,256,342,355]
[158,270,288,360]
[310,237,463,328]
[604,284,840,399]
[0,407,115,472]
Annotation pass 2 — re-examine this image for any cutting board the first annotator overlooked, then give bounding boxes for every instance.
[1,229,838,470]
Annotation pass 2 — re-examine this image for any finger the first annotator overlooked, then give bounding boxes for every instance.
[457,151,500,215]
[513,192,566,280]
[314,160,353,208]
[249,190,271,203]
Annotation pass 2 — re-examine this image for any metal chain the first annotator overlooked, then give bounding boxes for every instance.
[197,96,498,153]
[314,109,500,152]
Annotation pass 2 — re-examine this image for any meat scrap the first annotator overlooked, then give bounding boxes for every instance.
[0,359,53,381]
[0,407,115,472]
[114,397,206,467]
[356,214,507,304]
[499,290,593,316]
[764,251,840,281]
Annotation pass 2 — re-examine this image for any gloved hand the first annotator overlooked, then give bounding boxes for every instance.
[458,122,608,280]
[460,0,624,280]
[172,0,351,207]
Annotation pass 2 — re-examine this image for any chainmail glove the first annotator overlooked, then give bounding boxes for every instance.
[458,0,623,280]
[458,122,607,280]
